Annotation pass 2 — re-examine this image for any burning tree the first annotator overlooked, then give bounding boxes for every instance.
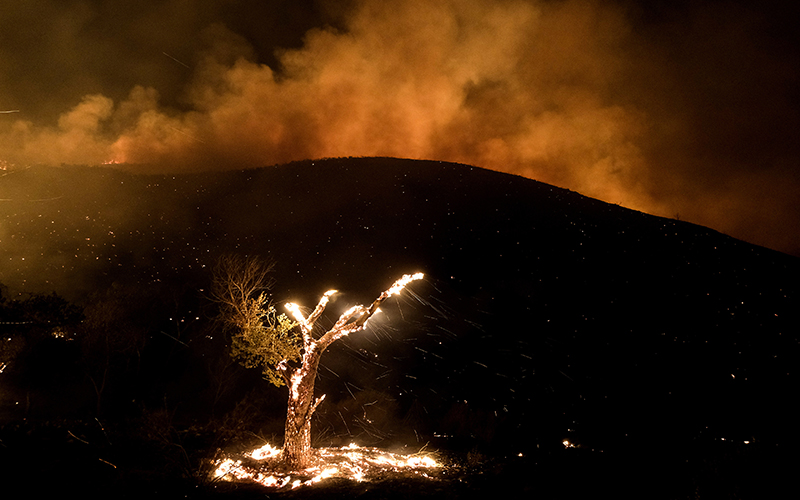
[212,255,423,469]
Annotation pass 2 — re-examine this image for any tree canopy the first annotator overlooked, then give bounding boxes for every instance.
[211,255,299,387]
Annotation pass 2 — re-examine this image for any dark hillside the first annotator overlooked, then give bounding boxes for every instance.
[1,157,798,497]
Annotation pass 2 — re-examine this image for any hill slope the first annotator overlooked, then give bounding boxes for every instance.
[1,157,799,495]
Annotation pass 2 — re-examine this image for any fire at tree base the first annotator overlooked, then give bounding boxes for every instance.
[210,442,447,490]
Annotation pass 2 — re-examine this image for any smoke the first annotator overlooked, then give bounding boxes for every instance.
[1,0,798,254]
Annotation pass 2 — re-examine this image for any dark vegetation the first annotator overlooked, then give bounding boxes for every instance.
[1,157,798,498]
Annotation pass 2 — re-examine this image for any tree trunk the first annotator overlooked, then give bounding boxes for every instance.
[282,401,313,468]
[282,348,323,469]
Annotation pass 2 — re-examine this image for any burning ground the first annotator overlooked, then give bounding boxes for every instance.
[211,442,442,489]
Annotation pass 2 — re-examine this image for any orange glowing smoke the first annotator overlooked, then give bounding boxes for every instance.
[1,0,797,255]
[0,2,647,204]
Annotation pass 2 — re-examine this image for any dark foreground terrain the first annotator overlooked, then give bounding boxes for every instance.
[2,418,794,499]
[1,418,794,499]
[1,157,798,498]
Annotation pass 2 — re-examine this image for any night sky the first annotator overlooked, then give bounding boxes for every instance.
[1,0,799,256]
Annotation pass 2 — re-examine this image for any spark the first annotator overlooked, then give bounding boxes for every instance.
[338,411,351,435]
[168,125,206,144]
[67,431,89,444]
[162,52,190,68]
[160,330,189,346]
[0,110,20,114]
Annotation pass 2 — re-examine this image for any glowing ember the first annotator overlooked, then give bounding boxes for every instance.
[248,443,281,460]
[211,443,444,489]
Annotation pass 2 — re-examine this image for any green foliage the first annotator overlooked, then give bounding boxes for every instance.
[229,306,300,387]
[211,255,300,387]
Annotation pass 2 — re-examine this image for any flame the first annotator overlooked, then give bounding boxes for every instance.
[284,302,307,330]
[289,369,304,400]
[248,443,281,460]
[387,273,424,297]
[211,442,443,489]
[286,290,338,334]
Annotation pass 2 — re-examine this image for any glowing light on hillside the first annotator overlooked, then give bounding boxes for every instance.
[51,328,68,339]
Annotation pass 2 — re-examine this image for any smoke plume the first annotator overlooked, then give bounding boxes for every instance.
[1,0,798,254]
